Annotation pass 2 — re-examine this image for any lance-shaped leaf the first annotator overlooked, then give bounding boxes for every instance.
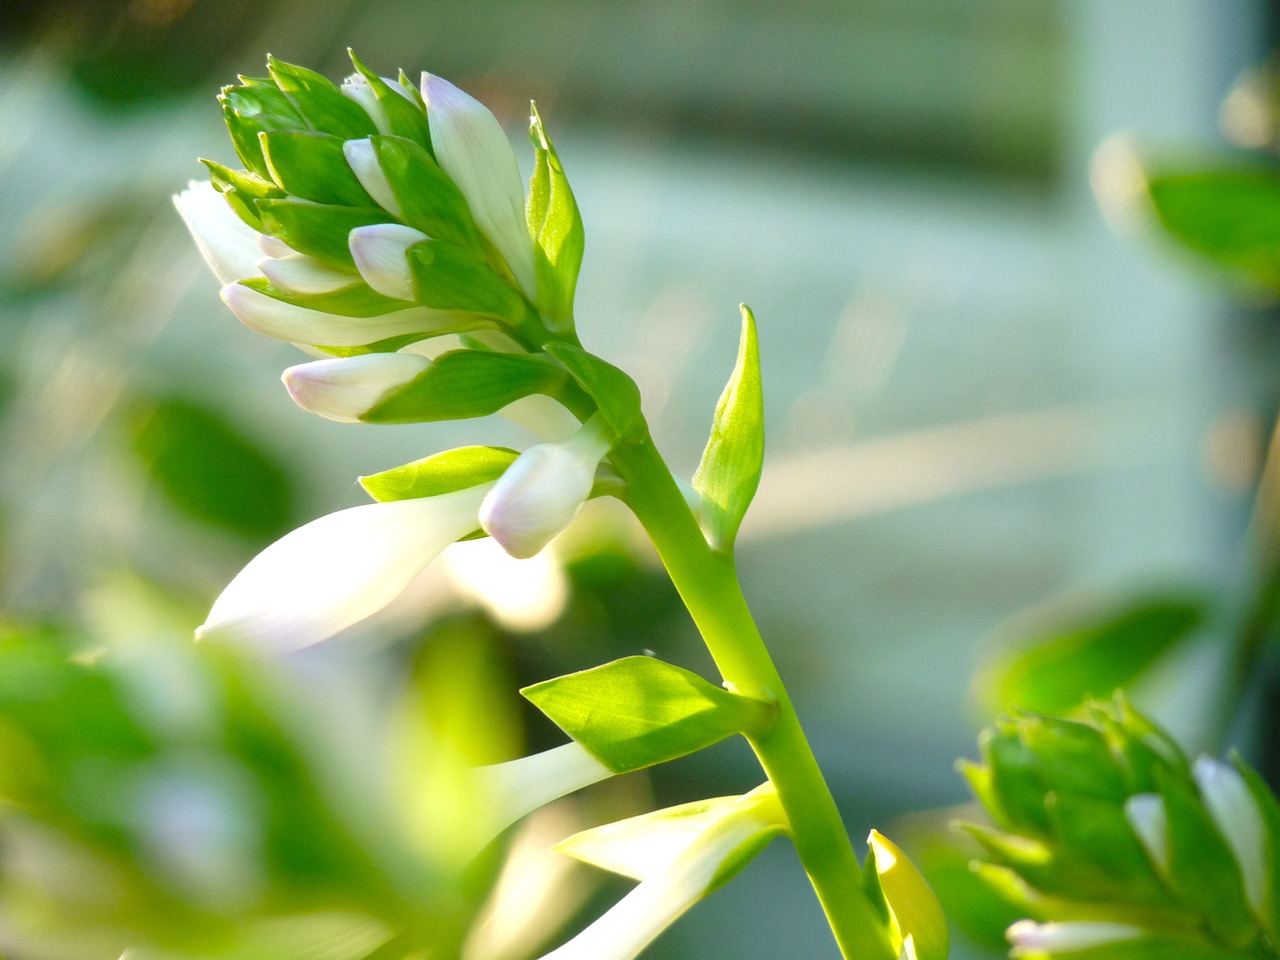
[864,830,949,960]
[361,446,520,502]
[257,198,390,270]
[267,55,377,140]
[407,239,533,324]
[543,343,644,441]
[693,305,763,553]
[239,276,410,317]
[362,349,568,424]
[1233,759,1280,941]
[345,51,433,147]
[527,103,584,331]
[259,131,374,208]
[370,135,484,254]
[521,656,776,774]
[219,78,306,180]
[201,160,284,232]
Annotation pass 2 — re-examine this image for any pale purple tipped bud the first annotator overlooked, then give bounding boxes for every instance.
[480,418,612,559]
[341,73,391,134]
[1124,793,1169,874]
[257,254,354,295]
[282,352,430,423]
[421,73,536,298]
[348,223,428,300]
[1194,755,1268,916]
[1007,921,1144,955]
[173,181,262,285]
[343,138,402,218]
[257,232,294,259]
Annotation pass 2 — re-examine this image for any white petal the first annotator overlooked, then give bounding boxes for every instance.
[422,73,536,298]
[257,233,294,259]
[498,395,581,443]
[1123,793,1168,873]
[258,254,355,295]
[1194,755,1268,917]
[343,138,402,218]
[220,282,478,347]
[474,743,612,838]
[197,487,491,653]
[282,352,430,422]
[1007,920,1144,954]
[341,73,391,134]
[537,790,782,960]
[349,223,429,300]
[173,181,263,285]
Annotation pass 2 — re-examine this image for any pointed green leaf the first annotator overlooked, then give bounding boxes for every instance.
[371,136,483,253]
[267,56,377,140]
[219,79,306,180]
[256,199,390,269]
[239,277,404,318]
[866,830,949,960]
[543,343,645,441]
[526,104,584,330]
[1233,759,1280,943]
[977,595,1205,716]
[361,350,567,424]
[407,239,532,324]
[692,305,764,552]
[520,655,776,774]
[202,160,285,231]
[347,51,433,148]
[259,131,374,208]
[360,446,519,502]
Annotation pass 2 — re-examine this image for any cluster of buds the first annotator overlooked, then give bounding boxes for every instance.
[958,699,1280,959]
[176,53,634,651]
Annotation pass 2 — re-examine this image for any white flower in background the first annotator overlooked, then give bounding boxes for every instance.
[196,485,492,653]
[281,352,431,423]
[422,73,536,298]
[1007,920,1144,956]
[1193,755,1268,916]
[173,181,263,285]
[474,743,613,839]
[348,223,429,300]
[480,416,612,559]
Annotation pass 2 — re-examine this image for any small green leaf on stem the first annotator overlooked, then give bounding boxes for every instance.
[544,343,644,441]
[693,305,764,553]
[521,655,776,773]
[360,446,519,502]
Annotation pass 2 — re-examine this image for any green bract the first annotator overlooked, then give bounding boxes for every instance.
[959,699,1280,959]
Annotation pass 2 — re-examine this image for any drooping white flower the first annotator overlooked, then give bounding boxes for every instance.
[474,742,613,839]
[220,281,475,347]
[421,73,536,299]
[348,223,429,300]
[1193,755,1268,917]
[197,485,492,653]
[343,138,403,218]
[173,181,263,285]
[480,416,612,559]
[282,352,431,422]
[1007,920,1144,956]
[536,788,784,960]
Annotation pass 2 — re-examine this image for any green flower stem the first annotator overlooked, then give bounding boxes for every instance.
[611,436,895,960]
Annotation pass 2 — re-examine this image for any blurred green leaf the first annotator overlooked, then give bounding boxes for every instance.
[360,446,518,502]
[693,305,764,553]
[1145,168,1280,291]
[127,395,294,540]
[976,595,1206,716]
[521,655,775,773]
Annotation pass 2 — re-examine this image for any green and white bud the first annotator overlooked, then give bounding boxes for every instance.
[1194,755,1268,917]
[1007,921,1144,957]
[422,73,536,298]
[348,223,428,300]
[1123,793,1169,874]
[257,253,354,295]
[196,484,492,653]
[342,137,403,218]
[480,416,612,559]
[282,352,431,422]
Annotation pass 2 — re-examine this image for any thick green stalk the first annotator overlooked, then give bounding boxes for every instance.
[611,437,896,960]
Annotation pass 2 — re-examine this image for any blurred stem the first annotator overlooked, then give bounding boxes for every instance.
[611,436,895,960]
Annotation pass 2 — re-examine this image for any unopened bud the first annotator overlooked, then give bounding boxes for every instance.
[282,352,430,423]
[348,223,428,301]
[343,138,403,218]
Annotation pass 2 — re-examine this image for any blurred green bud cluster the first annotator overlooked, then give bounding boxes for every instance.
[958,699,1280,959]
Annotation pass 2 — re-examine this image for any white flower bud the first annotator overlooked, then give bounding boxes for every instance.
[1124,793,1169,873]
[257,253,355,295]
[1194,755,1268,917]
[341,71,419,135]
[480,418,612,559]
[257,232,294,259]
[196,485,492,653]
[220,281,472,347]
[343,138,403,218]
[1007,920,1144,955]
[421,73,536,298]
[281,352,430,423]
[348,223,429,300]
[173,181,262,285]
